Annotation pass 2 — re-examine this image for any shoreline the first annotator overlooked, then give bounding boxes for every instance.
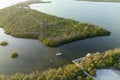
[0,0,28,9]
[0,0,119,79]
[0,48,119,80]
[0,0,111,47]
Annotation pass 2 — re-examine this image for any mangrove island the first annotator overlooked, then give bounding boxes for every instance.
[0,0,110,47]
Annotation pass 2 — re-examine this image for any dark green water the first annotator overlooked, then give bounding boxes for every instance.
[0,0,120,74]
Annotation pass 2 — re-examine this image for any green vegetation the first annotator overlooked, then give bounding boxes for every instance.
[10,52,19,58]
[78,0,120,2]
[0,41,8,46]
[80,48,120,76]
[0,48,119,80]
[0,0,110,47]
[114,60,120,69]
[0,64,92,80]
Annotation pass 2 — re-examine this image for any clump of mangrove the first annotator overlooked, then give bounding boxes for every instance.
[0,41,8,46]
[0,48,119,80]
[0,0,110,47]
[10,51,19,58]
[80,48,120,76]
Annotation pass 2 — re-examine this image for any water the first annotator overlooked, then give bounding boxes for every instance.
[30,0,120,52]
[95,69,120,80]
[0,28,68,74]
[0,0,120,75]
[0,0,28,9]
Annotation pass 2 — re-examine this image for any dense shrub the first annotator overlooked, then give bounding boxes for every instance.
[0,48,119,80]
[0,41,8,46]
[0,0,110,47]
[10,52,19,58]
[80,48,120,76]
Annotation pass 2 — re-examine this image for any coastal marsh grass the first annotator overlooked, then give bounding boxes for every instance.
[0,41,8,46]
[0,48,119,80]
[10,51,19,58]
[0,5,110,47]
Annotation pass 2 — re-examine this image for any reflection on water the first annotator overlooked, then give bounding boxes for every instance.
[30,0,120,54]
[0,0,120,74]
[0,28,71,74]
[0,0,28,9]
[95,69,120,80]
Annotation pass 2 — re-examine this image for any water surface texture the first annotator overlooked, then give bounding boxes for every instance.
[95,69,120,80]
[0,0,28,9]
[0,0,120,74]
[30,0,120,52]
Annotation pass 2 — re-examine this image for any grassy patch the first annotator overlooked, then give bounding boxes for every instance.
[114,60,120,69]
[10,52,19,59]
[0,41,8,46]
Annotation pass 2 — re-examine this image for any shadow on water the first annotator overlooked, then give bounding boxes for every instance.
[0,0,120,74]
